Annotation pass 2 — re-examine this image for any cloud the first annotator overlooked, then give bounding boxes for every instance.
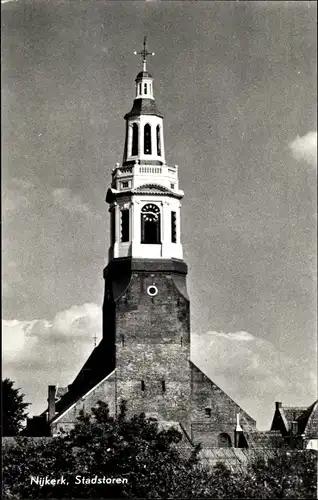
[191,330,317,430]
[52,188,93,215]
[52,303,101,338]
[289,131,317,167]
[3,314,316,429]
[2,303,102,415]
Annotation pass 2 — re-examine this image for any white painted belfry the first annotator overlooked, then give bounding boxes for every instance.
[107,39,184,262]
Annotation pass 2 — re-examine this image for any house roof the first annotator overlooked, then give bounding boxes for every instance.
[244,430,283,449]
[282,406,307,424]
[271,401,318,437]
[297,400,318,438]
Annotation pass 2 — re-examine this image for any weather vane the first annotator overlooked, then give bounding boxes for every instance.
[133,36,155,72]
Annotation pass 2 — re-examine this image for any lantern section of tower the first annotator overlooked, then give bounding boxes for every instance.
[106,40,184,262]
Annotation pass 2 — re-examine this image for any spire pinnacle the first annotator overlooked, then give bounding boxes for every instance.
[133,36,155,72]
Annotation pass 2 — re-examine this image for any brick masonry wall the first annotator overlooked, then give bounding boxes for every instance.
[115,271,192,431]
[47,259,258,449]
[52,372,116,434]
[190,362,256,447]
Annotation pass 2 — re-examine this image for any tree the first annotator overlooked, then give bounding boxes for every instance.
[2,378,30,436]
[241,446,318,499]
[3,400,317,499]
[3,400,210,499]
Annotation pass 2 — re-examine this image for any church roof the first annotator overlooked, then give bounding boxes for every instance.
[106,185,184,203]
[133,183,174,194]
[41,340,113,423]
[124,98,163,119]
[136,71,152,79]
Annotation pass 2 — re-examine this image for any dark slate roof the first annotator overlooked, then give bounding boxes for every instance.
[134,183,172,194]
[297,400,318,438]
[40,339,114,422]
[271,401,318,437]
[124,98,163,119]
[282,406,307,424]
[244,430,283,449]
[199,448,279,471]
[136,71,152,79]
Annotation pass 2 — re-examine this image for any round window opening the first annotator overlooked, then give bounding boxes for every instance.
[147,285,158,297]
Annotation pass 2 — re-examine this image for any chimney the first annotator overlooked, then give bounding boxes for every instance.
[275,401,282,410]
[47,385,56,421]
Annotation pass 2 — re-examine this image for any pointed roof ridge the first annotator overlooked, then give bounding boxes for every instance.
[297,400,318,437]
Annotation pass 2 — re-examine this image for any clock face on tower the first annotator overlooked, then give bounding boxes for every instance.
[141,203,160,222]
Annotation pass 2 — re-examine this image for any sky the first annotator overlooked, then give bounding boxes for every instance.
[2,0,317,430]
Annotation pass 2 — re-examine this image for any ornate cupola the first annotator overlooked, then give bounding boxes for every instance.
[122,38,165,166]
[106,38,184,262]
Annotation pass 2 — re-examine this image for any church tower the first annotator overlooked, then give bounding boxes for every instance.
[103,38,191,425]
[29,39,257,448]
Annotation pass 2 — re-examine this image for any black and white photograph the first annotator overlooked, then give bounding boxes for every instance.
[2,1,317,498]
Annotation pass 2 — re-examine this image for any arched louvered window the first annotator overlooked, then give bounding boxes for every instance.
[121,209,129,242]
[156,125,161,156]
[144,124,152,154]
[110,209,115,245]
[132,123,138,156]
[171,211,177,243]
[144,83,147,94]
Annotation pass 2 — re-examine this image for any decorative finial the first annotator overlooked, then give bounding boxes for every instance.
[133,36,155,72]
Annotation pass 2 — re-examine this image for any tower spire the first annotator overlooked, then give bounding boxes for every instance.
[133,36,155,72]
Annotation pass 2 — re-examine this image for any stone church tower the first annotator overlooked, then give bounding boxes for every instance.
[103,38,191,428]
[27,40,259,448]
